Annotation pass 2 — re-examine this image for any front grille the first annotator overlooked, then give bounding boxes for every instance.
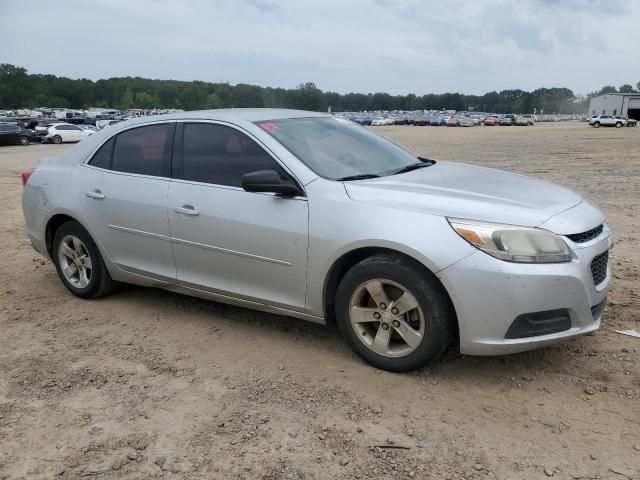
[567,224,603,243]
[590,251,609,285]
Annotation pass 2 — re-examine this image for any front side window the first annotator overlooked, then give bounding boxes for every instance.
[112,124,174,177]
[179,123,290,187]
[255,117,420,180]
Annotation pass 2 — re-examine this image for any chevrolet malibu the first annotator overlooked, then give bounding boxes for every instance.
[21,109,613,372]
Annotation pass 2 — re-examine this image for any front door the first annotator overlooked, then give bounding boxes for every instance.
[167,122,308,311]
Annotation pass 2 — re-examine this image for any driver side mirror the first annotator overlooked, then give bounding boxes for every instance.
[241,170,302,197]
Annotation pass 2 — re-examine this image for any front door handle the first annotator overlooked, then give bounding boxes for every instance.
[86,189,105,199]
[174,205,199,216]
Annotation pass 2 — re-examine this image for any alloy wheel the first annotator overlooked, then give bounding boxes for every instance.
[349,278,425,358]
[57,235,92,289]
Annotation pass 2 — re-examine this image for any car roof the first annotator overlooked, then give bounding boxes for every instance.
[168,108,328,122]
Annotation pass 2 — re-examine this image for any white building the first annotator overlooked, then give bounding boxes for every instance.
[588,93,640,120]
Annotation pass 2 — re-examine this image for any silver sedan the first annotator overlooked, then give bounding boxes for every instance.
[21,109,613,371]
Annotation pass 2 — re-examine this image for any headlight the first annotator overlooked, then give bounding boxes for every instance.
[448,218,572,263]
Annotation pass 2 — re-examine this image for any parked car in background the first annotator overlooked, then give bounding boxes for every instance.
[624,118,637,127]
[43,123,95,144]
[483,116,498,126]
[429,116,446,126]
[21,109,613,372]
[34,121,61,140]
[79,124,98,132]
[353,116,372,126]
[371,117,394,126]
[499,116,513,126]
[589,115,624,128]
[514,116,530,126]
[522,114,536,125]
[96,119,123,130]
[0,123,31,146]
[446,117,460,127]
[458,117,474,127]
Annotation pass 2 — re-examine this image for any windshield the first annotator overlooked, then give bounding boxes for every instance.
[255,117,421,180]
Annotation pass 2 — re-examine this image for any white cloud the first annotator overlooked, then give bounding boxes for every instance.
[0,0,638,94]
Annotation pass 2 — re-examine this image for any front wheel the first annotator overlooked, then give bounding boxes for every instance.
[593,122,600,128]
[335,254,453,372]
[52,221,116,299]
[616,122,622,128]
[19,136,29,145]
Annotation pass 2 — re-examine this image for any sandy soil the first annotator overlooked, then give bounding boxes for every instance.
[0,123,638,480]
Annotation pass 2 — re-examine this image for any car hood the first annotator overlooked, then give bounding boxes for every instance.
[344,160,584,229]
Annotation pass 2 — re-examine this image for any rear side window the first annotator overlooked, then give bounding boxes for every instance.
[89,138,115,170]
[111,124,174,177]
[179,123,290,187]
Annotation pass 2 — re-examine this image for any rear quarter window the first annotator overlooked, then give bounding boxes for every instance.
[88,138,115,170]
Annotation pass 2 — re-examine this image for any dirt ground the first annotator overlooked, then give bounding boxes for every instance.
[0,123,638,480]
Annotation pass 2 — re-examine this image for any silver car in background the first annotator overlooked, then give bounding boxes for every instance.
[21,109,613,371]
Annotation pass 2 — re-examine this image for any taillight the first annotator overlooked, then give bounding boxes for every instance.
[21,168,35,187]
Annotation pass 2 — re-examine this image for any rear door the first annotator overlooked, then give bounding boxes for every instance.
[167,122,308,311]
[79,123,177,281]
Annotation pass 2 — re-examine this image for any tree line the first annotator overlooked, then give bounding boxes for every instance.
[1,64,638,114]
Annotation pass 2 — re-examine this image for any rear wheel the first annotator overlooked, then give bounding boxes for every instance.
[52,135,62,144]
[335,254,453,372]
[52,221,116,299]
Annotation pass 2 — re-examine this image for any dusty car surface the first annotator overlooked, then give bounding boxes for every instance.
[21,109,613,371]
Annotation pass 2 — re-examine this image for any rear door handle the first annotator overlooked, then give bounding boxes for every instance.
[174,205,199,216]
[86,189,105,199]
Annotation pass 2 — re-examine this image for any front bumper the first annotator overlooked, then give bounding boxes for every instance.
[438,229,613,355]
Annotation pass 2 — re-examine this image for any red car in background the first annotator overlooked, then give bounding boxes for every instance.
[484,116,498,126]
[446,117,460,127]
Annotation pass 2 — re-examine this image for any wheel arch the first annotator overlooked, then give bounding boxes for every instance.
[45,213,91,258]
[322,246,459,340]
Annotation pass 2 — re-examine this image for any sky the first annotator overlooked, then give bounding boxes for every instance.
[1,0,638,96]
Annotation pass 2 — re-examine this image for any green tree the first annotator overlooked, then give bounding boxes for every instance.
[295,82,322,111]
[619,84,634,93]
[48,97,70,108]
[119,88,134,109]
[596,85,617,95]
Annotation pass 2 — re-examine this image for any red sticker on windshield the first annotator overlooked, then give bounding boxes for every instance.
[259,122,280,132]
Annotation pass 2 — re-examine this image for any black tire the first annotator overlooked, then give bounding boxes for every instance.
[335,254,453,372]
[52,221,116,299]
[593,122,600,128]
[52,135,62,144]
[615,122,622,128]
[19,136,29,146]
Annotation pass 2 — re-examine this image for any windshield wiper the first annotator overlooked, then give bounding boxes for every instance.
[337,173,381,181]
[391,162,433,175]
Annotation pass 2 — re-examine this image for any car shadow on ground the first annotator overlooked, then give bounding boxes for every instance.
[105,284,591,386]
